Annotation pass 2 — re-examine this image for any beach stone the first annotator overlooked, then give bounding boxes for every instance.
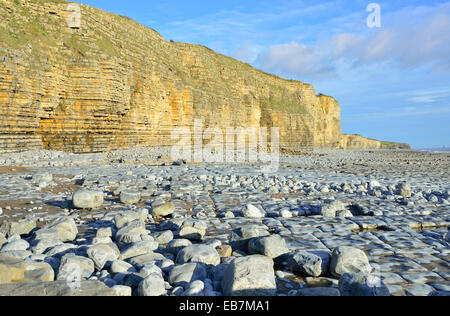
[151,203,175,217]
[248,235,289,259]
[87,243,120,270]
[127,252,166,270]
[339,273,391,296]
[330,246,372,277]
[321,201,346,218]
[396,182,412,198]
[31,239,63,255]
[120,240,159,260]
[230,225,270,252]
[168,263,207,287]
[24,261,54,283]
[44,243,77,258]
[1,239,29,252]
[166,239,192,256]
[120,190,141,205]
[288,250,331,277]
[115,219,146,247]
[176,245,220,266]
[139,264,163,277]
[151,230,173,245]
[34,217,78,242]
[114,211,144,229]
[33,173,53,184]
[242,204,265,218]
[0,255,26,284]
[0,217,36,238]
[56,255,95,281]
[110,260,136,275]
[179,219,207,241]
[137,273,166,296]
[222,255,276,296]
[72,190,104,209]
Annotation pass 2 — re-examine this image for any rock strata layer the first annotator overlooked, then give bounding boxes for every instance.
[0,0,409,153]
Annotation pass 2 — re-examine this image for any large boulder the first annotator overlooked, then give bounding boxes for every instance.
[56,255,95,281]
[229,225,270,252]
[248,235,289,259]
[222,255,276,296]
[330,246,372,278]
[241,204,265,218]
[320,201,347,218]
[114,210,147,229]
[0,255,26,284]
[120,240,158,260]
[87,243,120,271]
[0,217,36,237]
[72,190,104,209]
[115,219,147,247]
[33,217,78,242]
[137,273,166,296]
[178,219,207,241]
[288,250,331,277]
[339,273,390,296]
[176,245,220,266]
[396,182,411,198]
[166,239,192,256]
[168,263,207,287]
[23,261,55,283]
[151,202,175,217]
[119,190,141,205]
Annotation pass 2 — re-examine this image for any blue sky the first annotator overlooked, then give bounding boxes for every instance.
[79,0,450,148]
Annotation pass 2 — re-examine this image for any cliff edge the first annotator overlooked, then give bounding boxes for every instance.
[0,0,410,153]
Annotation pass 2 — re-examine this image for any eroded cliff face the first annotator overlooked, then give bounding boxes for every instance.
[0,0,408,153]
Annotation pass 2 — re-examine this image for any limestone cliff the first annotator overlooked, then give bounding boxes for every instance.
[0,0,409,153]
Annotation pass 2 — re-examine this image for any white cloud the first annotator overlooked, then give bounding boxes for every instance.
[256,3,450,78]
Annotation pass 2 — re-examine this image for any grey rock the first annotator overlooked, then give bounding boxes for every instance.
[248,235,289,259]
[230,225,270,252]
[176,245,220,266]
[396,182,412,198]
[151,230,174,245]
[138,273,166,296]
[31,239,63,255]
[242,204,265,218]
[72,190,104,209]
[169,263,207,287]
[57,255,95,281]
[1,239,30,252]
[151,203,175,217]
[288,250,330,277]
[330,246,372,278]
[222,255,276,296]
[87,243,120,270]
[0,217,36,238]
[34,217,78,242]
[166,239,192,256]
[120,240,159,260]
[120,190,141,205]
